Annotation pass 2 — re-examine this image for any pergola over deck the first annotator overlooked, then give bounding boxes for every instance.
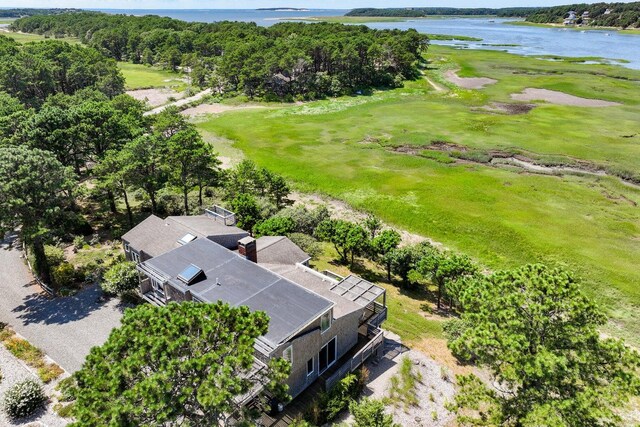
[329,275,387,328]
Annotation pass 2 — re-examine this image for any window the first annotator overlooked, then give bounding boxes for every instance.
[131,251,140,263]
[320,311,332,334]
[283,345,293,364]
[319,337,337,373]
[178,233,197,246]
[123,243,130,253]
[307,358,314,376]
[177,264,203,285]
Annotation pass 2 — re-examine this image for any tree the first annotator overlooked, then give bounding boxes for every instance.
[0,145,76,287]
[448,264,640,427]
[315,219,369,267]
[165,126,220,214]
[94,149,134,227]
[261,168,292,209]
[254,216,296,238]
[229,193,261,233]
[71,302,291,426]
[363,214,382,239]
[350,398,398,427]
[385,246,419,286]
[372,229,401,281]
[122,134,167,214]
[416,251,478,310]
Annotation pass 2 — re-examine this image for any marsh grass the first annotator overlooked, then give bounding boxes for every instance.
[197,45,640,345]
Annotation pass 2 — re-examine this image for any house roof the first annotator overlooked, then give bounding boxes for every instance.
[330,275,386,307]
[141,238,334,348]
[122,215,197,258]
[122,214,250,257]
[256,236,310,266]
[261,263,362,319]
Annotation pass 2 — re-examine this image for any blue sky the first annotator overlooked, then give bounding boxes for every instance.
[6,0,639,9]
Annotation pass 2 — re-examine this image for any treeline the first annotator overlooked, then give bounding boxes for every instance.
[11,12,429,101]
[345,7,544,18]
[0,35,123,107]
[0,9,79,18]
[525,2,640,28]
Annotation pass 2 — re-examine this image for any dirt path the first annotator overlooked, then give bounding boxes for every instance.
[126,88,184,108]
[290,192,445,248]
[511,88,621,107]
[144,88,212,116]
[444,69,496,89]
[181,103,266,117]
[425,76,446,92]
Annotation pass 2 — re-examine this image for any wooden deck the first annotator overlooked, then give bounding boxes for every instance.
[258,381,323,427]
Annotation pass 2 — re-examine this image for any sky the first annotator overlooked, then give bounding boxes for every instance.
[4,0,639,9]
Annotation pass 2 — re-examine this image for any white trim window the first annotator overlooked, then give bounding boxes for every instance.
[283,345,293,365]
[307,357,314,377]
[320,310,332,334]
[319,337,337,374]
[123,243,130,253]
[131,251,140,263]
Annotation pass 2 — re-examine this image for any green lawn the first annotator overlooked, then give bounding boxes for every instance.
[197,45,640,345]
[118,62,187,91]
[0,30,79,44]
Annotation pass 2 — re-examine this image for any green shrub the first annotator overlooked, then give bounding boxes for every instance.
[56,377,78,402]
[44,245,65,267]
[288,233,322,259]
[254,216,296,237]
[2,379,45,419]
[101,261,139,296]
[305,371,365,425]
[350,398,397,427]
[54,402,75,418]
[52,262,76,288]
[72,235,86,251]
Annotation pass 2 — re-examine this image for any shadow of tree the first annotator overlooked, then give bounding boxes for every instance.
[12,284,127,326]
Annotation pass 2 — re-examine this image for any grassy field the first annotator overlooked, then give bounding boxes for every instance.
[196,45,640,345]
[117,62,187,91]
[0,29,80,44]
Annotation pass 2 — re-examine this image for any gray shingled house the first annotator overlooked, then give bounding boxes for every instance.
[121,207,387,403]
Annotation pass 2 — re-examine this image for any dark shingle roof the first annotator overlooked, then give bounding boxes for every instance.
[142,239,334,347]
[121,215,195,258]
[256,236,310,266]
[122,214,250,257]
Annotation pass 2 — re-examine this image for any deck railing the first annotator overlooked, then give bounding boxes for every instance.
[323,328,385,390]
[205,205,236,226]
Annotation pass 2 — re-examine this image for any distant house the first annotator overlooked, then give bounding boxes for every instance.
[564,10,578,25]
[122,206,387,404]
[604,8,612,15]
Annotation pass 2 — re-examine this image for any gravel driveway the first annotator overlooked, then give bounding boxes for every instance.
[0,233,125,373]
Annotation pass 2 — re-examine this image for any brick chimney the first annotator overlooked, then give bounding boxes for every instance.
[238,237,257,263]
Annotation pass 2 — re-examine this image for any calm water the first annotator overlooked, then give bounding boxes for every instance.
[94,9,640,69]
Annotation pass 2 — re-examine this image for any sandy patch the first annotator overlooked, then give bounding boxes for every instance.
[181,103,265,117]
[444,69,496,89]
[337,331,456,427]
[289,192,444,248]
[126,88,184,107]
[511,88,621,107]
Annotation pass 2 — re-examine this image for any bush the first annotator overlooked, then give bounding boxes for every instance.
[305,370,365,425]
[350,398,397,427]
[72,235,86,251]
[2,379,45,419]
[254,216,296,237]
[44,245,65,267]
[52,262,76,288]
[101,261,139,296]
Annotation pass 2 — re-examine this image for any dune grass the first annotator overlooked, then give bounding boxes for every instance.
[118,62,187,91]
[197,45,640,345]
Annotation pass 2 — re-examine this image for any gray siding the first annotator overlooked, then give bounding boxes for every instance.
[274,308,362,398]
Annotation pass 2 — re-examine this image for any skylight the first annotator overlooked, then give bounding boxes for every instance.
[178,233,197,245]
[177,264,203,285]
